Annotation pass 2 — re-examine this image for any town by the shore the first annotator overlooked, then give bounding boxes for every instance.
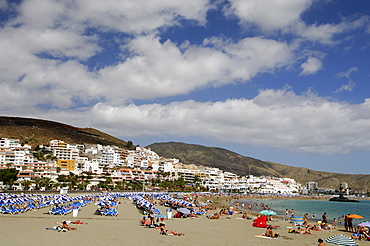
[0,193,368,246]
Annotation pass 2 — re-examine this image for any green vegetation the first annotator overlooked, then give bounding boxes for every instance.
[0,168,19,187]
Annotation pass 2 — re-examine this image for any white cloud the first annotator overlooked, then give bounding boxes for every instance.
[226,0,369,45]
[97,35,293,105]
[0,0,8,11]
[226,0,312,31]
[13,0,211,35]
[300,57,322,76]
[292,16,369,45]
[334,67,358,93]
[80,88,370,155]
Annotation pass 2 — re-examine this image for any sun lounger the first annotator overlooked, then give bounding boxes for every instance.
[1,206,19,215]
[101,208,118,216]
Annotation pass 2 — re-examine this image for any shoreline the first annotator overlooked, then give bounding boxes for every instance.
[0,193,368,246]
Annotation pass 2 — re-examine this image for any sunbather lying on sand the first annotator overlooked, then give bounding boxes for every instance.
[159,223,184,236]
[207,213,220,219]
[62,221,77,230]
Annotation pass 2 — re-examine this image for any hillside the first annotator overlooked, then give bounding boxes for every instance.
[147,142,370,192]
[0,116,130,149]
[1,116,368,192]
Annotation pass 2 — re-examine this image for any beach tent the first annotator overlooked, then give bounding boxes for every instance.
[291,216,304,225]
[252,216,268,228]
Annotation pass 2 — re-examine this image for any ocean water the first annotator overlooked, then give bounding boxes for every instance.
[237,198,370,223]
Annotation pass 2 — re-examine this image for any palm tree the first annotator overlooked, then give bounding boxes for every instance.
[21,179,33,191]
[115,180,127,190]
[67,172,78,189]
[80,179,90,190]
[41,177,53,190]
[32,177,43,190]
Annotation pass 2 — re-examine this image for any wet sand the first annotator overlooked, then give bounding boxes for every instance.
[0,195,367,246]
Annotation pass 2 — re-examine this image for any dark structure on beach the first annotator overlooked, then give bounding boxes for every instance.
[329,193,359,202]
[329,185,359,202]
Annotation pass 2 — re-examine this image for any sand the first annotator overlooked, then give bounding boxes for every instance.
[0,195,367,246]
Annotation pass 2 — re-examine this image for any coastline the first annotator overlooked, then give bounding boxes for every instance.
[0,193,367,246]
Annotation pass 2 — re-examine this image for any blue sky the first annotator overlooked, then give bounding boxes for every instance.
[1,0,370,174]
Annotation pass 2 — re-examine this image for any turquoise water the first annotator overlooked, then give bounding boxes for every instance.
[237,199,370,223]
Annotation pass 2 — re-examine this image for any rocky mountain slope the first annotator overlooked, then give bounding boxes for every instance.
[0,116,129,149]
[147,142,369,192]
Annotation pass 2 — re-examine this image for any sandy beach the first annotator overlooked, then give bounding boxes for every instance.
[0,194,367,246]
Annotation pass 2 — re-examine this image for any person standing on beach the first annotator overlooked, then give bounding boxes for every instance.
[347,215,353,232]
[322,212,328,223]
[312,213,316,219]
[304,213,308,223]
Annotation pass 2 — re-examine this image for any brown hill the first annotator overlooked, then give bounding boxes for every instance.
[147,142,370,192]
[1,116,368,192]
[0,116,129,149]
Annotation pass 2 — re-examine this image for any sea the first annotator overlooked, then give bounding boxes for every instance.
[236,198,370,223]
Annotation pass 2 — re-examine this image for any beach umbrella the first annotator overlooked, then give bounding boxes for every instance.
[259,210,277,215]
[347,214,363,219]
[357,221,370,227]
[325,235,358,246]
[178,208,191,215]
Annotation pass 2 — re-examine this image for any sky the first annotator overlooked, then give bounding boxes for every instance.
[1,0,370,174]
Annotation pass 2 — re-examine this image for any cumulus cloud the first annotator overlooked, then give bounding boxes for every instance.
[0,26,294,111]
[225,0,369,45]
[82,88,370,155]
[13,0,211,34]
[300,57,322,75]
[97,35,293,104]
[225,0,312,31]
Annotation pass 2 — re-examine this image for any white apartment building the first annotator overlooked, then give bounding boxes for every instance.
[306,181,318,190]
[53,147,79,160]
[0,138,19,149]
